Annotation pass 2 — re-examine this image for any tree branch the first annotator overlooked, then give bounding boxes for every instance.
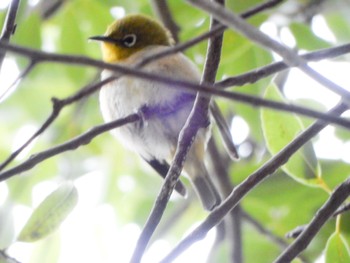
[217,43,350,88]
[1,42,350,130]
[210,101,239,160]
[141,0,285,67]
[0,0,20,71]
[0,60,37,102]
[0,77,116,172]
[207,138,243,263]
[160,101,348,262]
[0,112,140,182]
[130,0,226,259]
[187,0,350,108]
[274,177,350,262]
[151,0,180,43]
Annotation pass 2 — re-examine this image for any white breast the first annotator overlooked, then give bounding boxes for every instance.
[99,46,202,161]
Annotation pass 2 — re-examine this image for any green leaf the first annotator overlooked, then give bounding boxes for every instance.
[289,23,331,50]
[261,82,322,186]
[325,14,350,43]
[326,232,350,263]
[18,182,78,242]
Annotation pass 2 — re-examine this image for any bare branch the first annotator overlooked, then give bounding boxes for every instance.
[207,138,243,263]
[0,112,140,182]
[274,177,350,262]
[160,101,348,262]
[187,0,350,107]
[151,0,180,43]
[141,0,285,67]
[0,0,20,70]
[0,77,116,172]
[131,1,226,260]
[217,43,350,88]
[0,250,21,263]
[0,60,37,102]
[210,101,239,160]
[241,210,310,262]
[333,202,350,217]
[1,42,350,130]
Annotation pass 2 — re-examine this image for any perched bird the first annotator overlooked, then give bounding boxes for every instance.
[90,14,220,211]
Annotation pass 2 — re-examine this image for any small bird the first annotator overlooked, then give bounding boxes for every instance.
[90,14,220,211]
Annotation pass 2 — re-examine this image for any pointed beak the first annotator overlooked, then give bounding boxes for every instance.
[89,35,119,44]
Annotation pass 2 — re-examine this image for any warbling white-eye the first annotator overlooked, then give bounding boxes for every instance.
[90,14,220,211]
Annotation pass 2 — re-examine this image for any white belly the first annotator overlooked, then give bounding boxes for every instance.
[99,47,202,161]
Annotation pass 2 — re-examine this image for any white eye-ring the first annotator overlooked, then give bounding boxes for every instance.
[122,34,137,47]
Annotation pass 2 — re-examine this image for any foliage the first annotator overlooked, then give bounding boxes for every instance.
[1,0,350,262]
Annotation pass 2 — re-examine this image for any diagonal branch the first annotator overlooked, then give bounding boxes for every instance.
[216,43,350,88]
[0,112,140,182]
[2,47,350,174]
[130,0,226,260]
[0,60,37,102]
[161,101,348,262]
[141,0,286,66]
[187,0,350,107]
[151,0,180,43]
[1,42,350,130]
[274,177,350,262]
[0,0,20,71]
[0,77,116,172]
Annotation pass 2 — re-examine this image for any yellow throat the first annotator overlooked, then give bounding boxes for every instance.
[90,14,174,63]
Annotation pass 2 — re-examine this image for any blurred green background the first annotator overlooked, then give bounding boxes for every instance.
[1,0,350,262]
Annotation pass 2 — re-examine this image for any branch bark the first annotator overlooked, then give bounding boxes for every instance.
[275,177,350,262]
[0,0,20,71]
[187,0,350,107]
[161,101,348,262]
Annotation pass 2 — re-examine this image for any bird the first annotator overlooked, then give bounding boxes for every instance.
[90,14,220,211]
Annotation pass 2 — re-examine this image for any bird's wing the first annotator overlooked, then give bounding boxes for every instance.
[144,158,187,196]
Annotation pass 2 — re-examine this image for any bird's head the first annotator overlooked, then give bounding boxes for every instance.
[89,14,174,63]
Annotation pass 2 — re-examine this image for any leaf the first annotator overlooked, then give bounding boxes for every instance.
[326,232,350,263]
[289,23,331,50]
[18,182,78,242]
[325,14,350,43]
[261,82,322,186]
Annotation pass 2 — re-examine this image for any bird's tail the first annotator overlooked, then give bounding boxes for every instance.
[185,146,221,211]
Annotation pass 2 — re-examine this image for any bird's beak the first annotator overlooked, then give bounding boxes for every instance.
[89,35,119,44]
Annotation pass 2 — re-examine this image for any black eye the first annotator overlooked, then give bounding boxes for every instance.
[122,34,137,47]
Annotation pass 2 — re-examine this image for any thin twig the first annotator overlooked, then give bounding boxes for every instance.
[187,0,350,107]
[274,177,350,262]
[140,0,285,67]
[333,202,350,217]
[0,0,20,71]
[0,60,37,102]
[0,250,22,263]
[216,43,350,88]
[210,101,239,160]
[41,0,65,19]
[0,77,116,172]
[1,42,350,130]
[130,0,226,259]
[242,210,289,249]
[1,43,350,174]
[241,211,309,263]
[151,0,180,43]
[160,101,348,262]
[0,113,140,182]
[3,40,350,92]
[207,138,243,263]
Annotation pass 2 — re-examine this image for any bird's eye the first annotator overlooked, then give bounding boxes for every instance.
[122,34,137,47]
